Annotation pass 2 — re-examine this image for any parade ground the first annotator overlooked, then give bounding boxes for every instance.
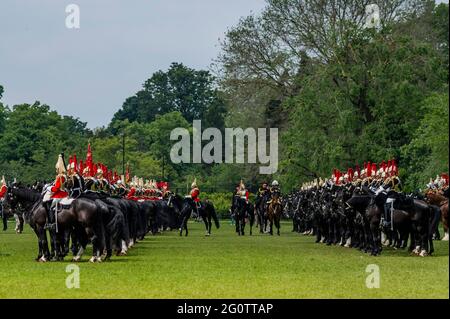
[0,221,448,299]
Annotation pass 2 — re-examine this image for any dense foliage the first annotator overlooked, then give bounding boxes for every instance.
[0,1,448,193]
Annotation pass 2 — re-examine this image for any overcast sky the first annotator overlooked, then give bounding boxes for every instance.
[0,0,448,129]
[0,0,266,128]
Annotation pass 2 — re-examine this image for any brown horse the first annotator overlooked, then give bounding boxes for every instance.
[267,192,283,236]
[425,190,449,241]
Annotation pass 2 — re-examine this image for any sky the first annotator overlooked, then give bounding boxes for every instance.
[0,0,448,129]
[0,0,266,128]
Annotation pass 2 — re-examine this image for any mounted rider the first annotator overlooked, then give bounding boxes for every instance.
[268,180,281,204]
[237,180,249,204]
[114,179,127,197]
[150,179,163,200]
[0,176,6,199]
[127,179,138,201]
[380,159,401,229]
[66,156,84,198]
[93,167,110,194]
[255,181,269,208]
[0,175,7,231]
[189,178,201,215]
[44,154,69,229]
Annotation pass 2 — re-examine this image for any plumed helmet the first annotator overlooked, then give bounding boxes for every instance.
[434,175,441,184]
[1,175,5,185]
[55,154,66,175]
[191,178,197,188]
[272,180,279,186]
[96,168,103,176]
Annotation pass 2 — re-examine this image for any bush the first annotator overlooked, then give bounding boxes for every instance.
[201,191,257,219]
[201,192,233,219]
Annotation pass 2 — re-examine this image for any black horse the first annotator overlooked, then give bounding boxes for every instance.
[5,186,108,262]
[231,196,255,236]
[255,192,270,233]
[175,196,219,237]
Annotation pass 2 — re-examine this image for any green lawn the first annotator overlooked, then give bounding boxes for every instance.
[0,220,448,299]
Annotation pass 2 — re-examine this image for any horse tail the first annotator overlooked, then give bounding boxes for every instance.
[106,206,125,244]
[208,202,220,229]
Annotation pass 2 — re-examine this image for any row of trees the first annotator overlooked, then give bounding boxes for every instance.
[0,0,448,192]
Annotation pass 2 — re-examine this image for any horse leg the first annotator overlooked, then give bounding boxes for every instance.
[32,226,43,261]
[38,226,50,262]
[85,225,103,263]
[72,227,88,262]
[236,215,241,235]
[410,222,420,254]
[104,231,113,261]
[19,215,24,233]
[441,211,449,241]
[276,218,280,236]
[259,212,264,233]
[315,222,321,243]
[2,209,7,231]
[326,219,332,246]
[179,216,184,236]
[202,216,209,236]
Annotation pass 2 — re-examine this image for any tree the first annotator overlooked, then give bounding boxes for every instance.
[401,91,449,191]
[0,102,90,182]
[111,63,226,131]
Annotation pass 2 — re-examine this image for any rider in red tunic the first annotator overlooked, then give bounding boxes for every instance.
[190,178,200,203]
[0,176,7,199]
[51,154,69,199]
[127,183,137,201]
[189,178,201,217]
[0,176,7,231]
[45,154,69,230]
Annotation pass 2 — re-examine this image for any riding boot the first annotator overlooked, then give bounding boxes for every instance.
[45,203,56,231]
[194,202,201,221]
[390,201,394,231]
[383,203,390,229]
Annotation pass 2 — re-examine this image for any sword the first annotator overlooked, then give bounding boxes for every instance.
[55,201,59,233]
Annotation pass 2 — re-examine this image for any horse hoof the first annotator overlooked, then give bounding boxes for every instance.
[442,233,449,241]
[419,250,428,257]
[39,256,47,263]
[89,256,96,263]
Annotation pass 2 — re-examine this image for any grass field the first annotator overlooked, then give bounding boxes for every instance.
[0,220,448,299]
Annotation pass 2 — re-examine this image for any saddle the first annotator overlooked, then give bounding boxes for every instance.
[59,197,74,208]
